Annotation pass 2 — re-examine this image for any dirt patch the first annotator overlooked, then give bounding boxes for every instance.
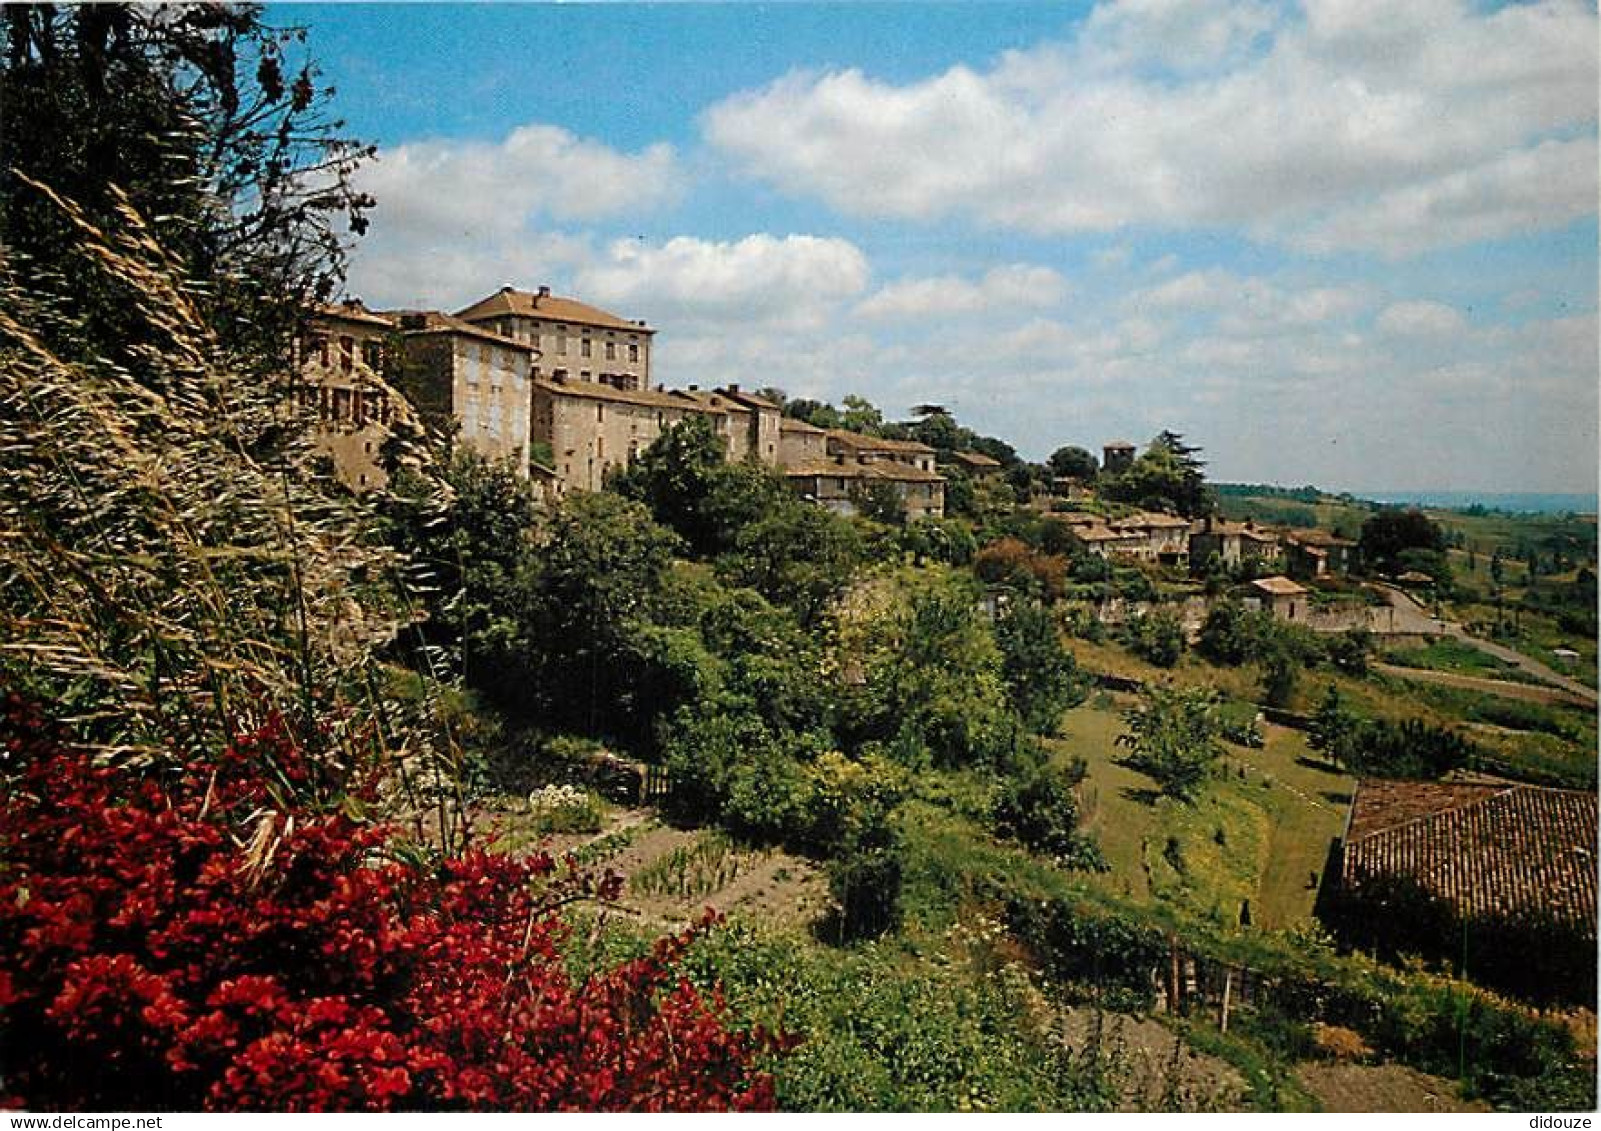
[1296,1062,1490,1113]
[1060,1009,1245,1111]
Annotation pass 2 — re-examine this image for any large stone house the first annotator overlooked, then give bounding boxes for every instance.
[782,428,946,520]
[392,310,537,473]
[534,376,715,492]
[456,285,654,392]
[296,300,400,491]
[1189,518,1281,572]
[1283,528,1359,579]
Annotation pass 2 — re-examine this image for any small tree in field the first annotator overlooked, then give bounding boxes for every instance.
[1115,686,1223,803]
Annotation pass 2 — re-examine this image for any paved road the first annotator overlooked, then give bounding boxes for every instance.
[1369,584,1597,704]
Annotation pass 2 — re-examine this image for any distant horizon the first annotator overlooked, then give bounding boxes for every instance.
[1212,482,1599,515]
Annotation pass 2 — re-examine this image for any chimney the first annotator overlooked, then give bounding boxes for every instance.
[500,285,514,293]
[536,285,551,301]
[728,383,740,394]
[688,384,699,392]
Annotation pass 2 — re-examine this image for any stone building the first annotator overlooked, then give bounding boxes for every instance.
[1283,529,1359,579]
[672,385,782,466]
[297,300,400,491]
[1102,440,1137,475]
[1189,518,1281,572]
[1243,575,1309,621]
[778,426,946,520]
[392,310,537,473]
[456,285,654,392]
[778,417,828,465]
[533,375,716,493]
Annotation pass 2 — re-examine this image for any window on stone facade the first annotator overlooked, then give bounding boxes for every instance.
[312,335,329,366]
[581,338,592,358]
[596,403,604,423]
[339,336,354,374]
[629,343,639,362]
[605,341,616,360]
[361,340,381,371]
[556,334,567,356]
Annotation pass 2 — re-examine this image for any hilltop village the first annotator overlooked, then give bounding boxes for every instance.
[303,286,1353,601]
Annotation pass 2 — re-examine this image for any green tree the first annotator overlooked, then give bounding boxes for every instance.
[839,394,884,435]
[1,4,374,364]
[1124,608,1186,668]
[1048,445,1098,481]
[1359,509,1444,574]
[1308,685,1361,769]
[1115,686,1224,803]
[994,601,1087,734]
[1099,435,1212,519]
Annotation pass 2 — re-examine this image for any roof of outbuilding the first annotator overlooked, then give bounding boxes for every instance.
[1249,575,1309,596]
[1343,780,1597,933]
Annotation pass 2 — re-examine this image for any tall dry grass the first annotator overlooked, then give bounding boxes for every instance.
[0,174,468,846]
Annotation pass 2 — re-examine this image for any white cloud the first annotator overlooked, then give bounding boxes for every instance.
[1376,300,1467,338]
[347,123,684,308]
[359,124,681,236]
[576,233,870,331]
[1129,268,1371,332]
[854,264,1067,321]
[701,0,1597,255]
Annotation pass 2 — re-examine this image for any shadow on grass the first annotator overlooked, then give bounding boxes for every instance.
[1120,786,1164,806]
[1320,790,1352,806]
[1295,754,1343,775]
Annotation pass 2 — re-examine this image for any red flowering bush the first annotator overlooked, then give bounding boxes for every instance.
[0,693,779,1111]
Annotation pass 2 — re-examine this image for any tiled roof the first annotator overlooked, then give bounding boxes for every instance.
[1076,525,1143,543]
[825,429,936,455]
[1111,512,1191,530]
[391,309,535,352]
[780,417,827,434]
[673,388,749,413]
[314,300,395,329]
[1343,781,1597,932]
[1250,575,1308,597]
[720,387,778,411]
[1288,529,1357,547]
[948,450,1002,468]
[534,378,714,413]
[785,459,945,484]
[456,287,653,334]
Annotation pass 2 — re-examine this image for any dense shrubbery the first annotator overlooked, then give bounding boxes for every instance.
[0,697,777,1112]
[1308,686,1479,778]
[1115,686,1225,803]
[1120,607,1186,668]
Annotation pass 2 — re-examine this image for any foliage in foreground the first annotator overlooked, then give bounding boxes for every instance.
[0,697,777,1112]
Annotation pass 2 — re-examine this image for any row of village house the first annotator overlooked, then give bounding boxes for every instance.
[300,286,1357,597]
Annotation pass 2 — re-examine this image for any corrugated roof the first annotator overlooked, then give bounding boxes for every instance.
[456,287,654,334]
[1343,781,1597,932]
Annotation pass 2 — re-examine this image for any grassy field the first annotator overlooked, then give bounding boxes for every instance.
[1050,698,1351,932]
[1380,636,1544,684]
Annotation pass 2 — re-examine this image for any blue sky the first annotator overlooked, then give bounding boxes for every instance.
[280,1,1599,494]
